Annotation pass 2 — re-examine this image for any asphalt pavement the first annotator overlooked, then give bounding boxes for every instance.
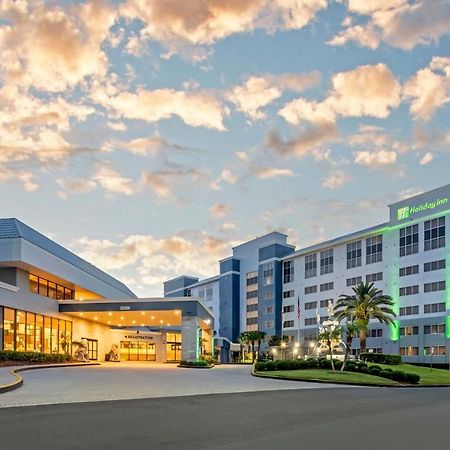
[1,386,449,449]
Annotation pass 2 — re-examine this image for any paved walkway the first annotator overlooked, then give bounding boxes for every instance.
[0,363,352,407]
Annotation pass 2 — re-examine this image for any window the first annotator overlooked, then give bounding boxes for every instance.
[246,317,258,325]
[283,260,294,283]
[424,302,445,314]
[186,289,192,297]
[320,282,334,292]
[366,272,383,283]
[399,285,419,296]
[399,326,419,336]
[366,235,382,264]
[320,316,329,324]
[424,216,445,251]
[399,306,419,316]
[347,241,362,269]
[82,338,98,361]
[264,306,273,314]
[399,265,419,277]
[246,304,258,312]
[262,263,274,285]
[424,346,446,356]
[320,249,333,275]
[283,320,295,328]
[29,275,38,294]
[346,276,362,287]
[424,259,446,272]
[246,272,258,286]
[400,224,419,257]
[424,324,446,334]
[263,291,274,300]
[424,281,446,293]
[264,321,274,329]
[400,346,419,356]
[305,285,317,295]
[305,301,317,310]
[305,318,317,326]
[304,334,317,342]
[247,290,258,299]
[305,254,317,278]
[283,290,294,299]
[369,329,383,338]
[283,305,295,313]
[320,299,333,308]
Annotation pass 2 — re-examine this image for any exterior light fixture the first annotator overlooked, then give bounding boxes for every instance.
[132,320,136,324]
[108,312,112,316]
[167,323,171,326]
[140,323,144,327]
[160,320,164,324]
[141,312,145,316]
[151,316,155,319]
[108,321,111,325]
[272,348,277,354]
[120,316,124,320]
[94,317,98,320]
[281,342,286,348]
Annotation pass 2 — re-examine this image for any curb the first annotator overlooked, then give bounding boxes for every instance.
[251,370,450,388]
[0,362,101,394]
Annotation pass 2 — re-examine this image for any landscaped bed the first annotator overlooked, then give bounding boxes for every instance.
[253,357,450,387]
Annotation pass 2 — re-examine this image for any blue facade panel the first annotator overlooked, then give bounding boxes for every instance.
[259,243,294,262]
[219,273,240,341]
[163,276,198,296]
[220,258,240,274]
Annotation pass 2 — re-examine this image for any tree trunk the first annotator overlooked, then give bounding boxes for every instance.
[341,336,353,373]
[359,328,367,354]
[328,338,335,372]
[251,341,255,362]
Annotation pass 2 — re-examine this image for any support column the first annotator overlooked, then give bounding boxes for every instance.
[181,316,199,361]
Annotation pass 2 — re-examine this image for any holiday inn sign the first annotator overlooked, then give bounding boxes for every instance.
[397,197,449,221]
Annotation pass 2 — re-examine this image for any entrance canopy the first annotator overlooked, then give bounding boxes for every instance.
[58,297,214,332]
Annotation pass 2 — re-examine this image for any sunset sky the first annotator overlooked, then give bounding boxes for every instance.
[1,0,450,296]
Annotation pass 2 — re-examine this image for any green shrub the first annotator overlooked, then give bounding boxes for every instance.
[360,353,401,365]
[266,361,278,371]
[318,358,332,369]
[345,361,357,372]
[368,366,382,376]
[306,358,319,368]
[293,359,308,370]
[360,365,369,374]
[391,370,407,382]
[333,360,343,371]
[0,350,72,363]
[405,373,420,384]
[380,370,393,379]
[255,362,266,371]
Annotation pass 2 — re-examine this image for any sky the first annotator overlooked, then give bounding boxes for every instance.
[1,0,450,297]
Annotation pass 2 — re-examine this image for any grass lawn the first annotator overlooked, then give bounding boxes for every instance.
[255,369,397,386]
[372,363,450,386]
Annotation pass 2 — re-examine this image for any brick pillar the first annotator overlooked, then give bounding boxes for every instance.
[181,316,198,361]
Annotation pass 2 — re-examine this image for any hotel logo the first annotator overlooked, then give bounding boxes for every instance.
[397,197,448,221]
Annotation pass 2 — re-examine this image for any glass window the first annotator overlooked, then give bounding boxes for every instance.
[48,282,57,299]
[424,216,445,251]
[305,253,317,278]
[347,241,362,269]
[15,310,26,352]
[38,278,48,297]
[29,274,39,294]
[366,235,383,264]
[283,260,294,283]
[262,262,274,285]
[56,285,64,300]
[35,315,44,352]
[399,224,419,257]
[320,249,333,275]
[26,311,36,351]
[51,318,59,353]
[44,316,52,353]
[3,308,15,350]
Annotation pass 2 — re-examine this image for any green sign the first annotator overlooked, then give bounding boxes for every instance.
[397,197,448,221]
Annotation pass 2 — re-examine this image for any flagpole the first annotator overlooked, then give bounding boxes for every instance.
[297,296,301,355]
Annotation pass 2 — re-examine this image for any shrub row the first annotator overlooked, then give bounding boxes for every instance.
[360,353,402,365]
[0,350,72,363]
[255,357,420,384]
[179,360,211,367]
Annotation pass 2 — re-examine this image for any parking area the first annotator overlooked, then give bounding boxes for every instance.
[0,363,350,407]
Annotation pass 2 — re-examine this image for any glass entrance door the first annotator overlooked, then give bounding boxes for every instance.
[120,341,156,361]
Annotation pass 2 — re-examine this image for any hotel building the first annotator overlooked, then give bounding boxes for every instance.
[0,218,214,362]
[166,184,450,365]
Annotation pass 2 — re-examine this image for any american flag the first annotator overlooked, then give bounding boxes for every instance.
[297,296,301,318]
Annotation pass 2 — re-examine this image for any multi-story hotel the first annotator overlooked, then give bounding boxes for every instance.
[0,218,214,362]
[166,184,450,364]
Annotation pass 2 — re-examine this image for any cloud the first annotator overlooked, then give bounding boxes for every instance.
[121,0,328,60]
[57,178,97,199]
[322,170,350,188]
[227,71,320,120]
[92,165,134,195]
[209,203,231,218]
[92,84,228,130]
[104,136,167,155]
[420,152,434,165]
[0,0,116,92]
[330,1,450,51]
[0,165,38,191]
[354,149,397,167]
[403,57,450,120]
[253,167,294,179]
[279,64,401,126]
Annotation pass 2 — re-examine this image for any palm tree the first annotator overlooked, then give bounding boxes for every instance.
[341,321,359,372]
[317,327,341,372]
[245,331,267,362]
[237,332,249,362]
[334,282,396,354]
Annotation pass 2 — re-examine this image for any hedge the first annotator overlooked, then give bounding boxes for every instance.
[0,350,72,363]
[254,357,420,384]
[179,360,211,367]
[360,353,402,365]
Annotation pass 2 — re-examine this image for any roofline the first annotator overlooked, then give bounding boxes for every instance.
[231,231,289,251]
[282,221,389,260]
[163,275,199,285]
[388,184,450,207]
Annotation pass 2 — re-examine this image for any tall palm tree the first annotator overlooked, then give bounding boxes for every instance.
[245,330,267,362]
[317,327,341,372]
[341,321,359,372]
[237,332,249,362]
[334,282,396,354]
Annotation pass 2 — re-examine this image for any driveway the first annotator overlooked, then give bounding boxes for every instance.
[0,363,350,407]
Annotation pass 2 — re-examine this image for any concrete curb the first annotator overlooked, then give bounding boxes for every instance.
[251,369,450,388]
[0,362,101,394]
